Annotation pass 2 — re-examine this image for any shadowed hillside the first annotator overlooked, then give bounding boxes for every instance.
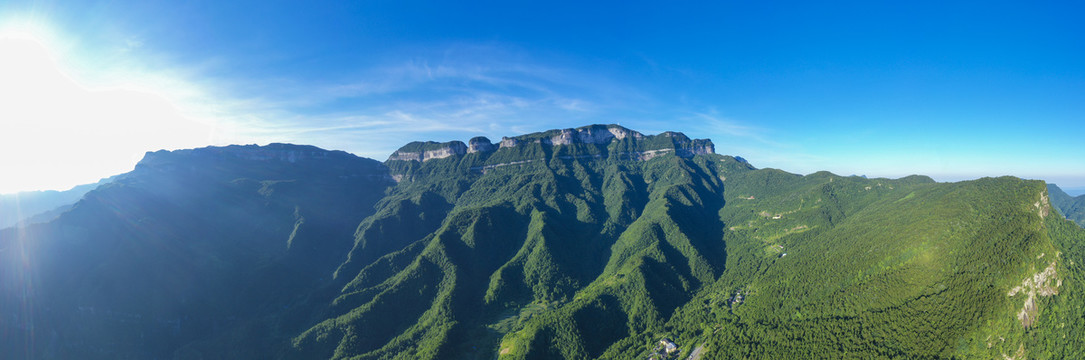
[0,177,115,229]
[3,126,1083,360]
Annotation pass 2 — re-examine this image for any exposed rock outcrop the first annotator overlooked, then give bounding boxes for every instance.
[498,136,521,149]
[1008,260,1061,328]
[468,137,495,153]
[389,124,715,163]
[1036,191,1051,218]
[388,141,468,162]
[539,125,644,145]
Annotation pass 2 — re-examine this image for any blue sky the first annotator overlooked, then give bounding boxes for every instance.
[1,0,1083,193]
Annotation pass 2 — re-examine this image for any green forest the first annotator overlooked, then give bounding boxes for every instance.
[2,125,1082,359]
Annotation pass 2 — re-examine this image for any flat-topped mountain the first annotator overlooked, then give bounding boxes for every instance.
[136,143,384,175]
[2,125,1084,360]
[388,124,714,162]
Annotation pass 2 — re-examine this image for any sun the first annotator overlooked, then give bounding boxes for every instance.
[0,17,214,194]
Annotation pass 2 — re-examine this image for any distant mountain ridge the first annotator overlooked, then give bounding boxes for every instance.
[1048,183,1085,227]
[2,142,393,359]
[0,176,116,229]
[1060,186,1085,197]
[388,124,715,162]
[2,124,1084,359]
[139,143,363,165]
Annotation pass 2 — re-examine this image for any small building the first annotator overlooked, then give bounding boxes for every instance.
[730,289,745,308]
[659,338,678,355]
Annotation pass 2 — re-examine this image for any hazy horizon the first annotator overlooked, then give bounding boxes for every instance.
[4,135,1085,197]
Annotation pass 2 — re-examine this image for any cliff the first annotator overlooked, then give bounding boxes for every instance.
[133,143,390,183]
[386,141,469,162]
[387,124,715,163]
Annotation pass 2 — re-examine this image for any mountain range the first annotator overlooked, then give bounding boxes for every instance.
[1048,183,1085,228]
[2,124,1083,359]
[0,177,114,229]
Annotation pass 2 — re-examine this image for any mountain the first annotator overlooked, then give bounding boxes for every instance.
[1047,183,1085,227]
[0,177,115,229]
[1062,187,1085,197]
[1,143,394,359]
[3,125,1084,360]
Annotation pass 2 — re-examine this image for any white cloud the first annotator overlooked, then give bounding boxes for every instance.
[217,44,632,157]
[0,21,729,192]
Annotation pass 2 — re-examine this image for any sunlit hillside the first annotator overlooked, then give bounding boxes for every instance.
[3,126,1083,359]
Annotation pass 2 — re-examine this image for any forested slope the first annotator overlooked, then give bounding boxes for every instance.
[0,144,393,359]
[671,175,1081,359]
[2,125,1082,360]
[1048,183,1085,227]
[289,125,1085,359]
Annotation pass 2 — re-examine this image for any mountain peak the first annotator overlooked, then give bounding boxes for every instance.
[131,143,389,184]
[386,140,469,162]
[137,143,359,167]
[5,127,1083,360]
[387,124,714,162]
[497,124,644,148]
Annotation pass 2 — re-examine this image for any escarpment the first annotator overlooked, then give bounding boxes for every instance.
[387,124,715,164]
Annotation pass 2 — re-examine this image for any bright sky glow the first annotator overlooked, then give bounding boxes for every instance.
[0,28,214,192]
[1,1,1083,193]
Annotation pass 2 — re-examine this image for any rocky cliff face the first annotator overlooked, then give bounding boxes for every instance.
[468,137,496,153]
[540,124,643,145]
[387,141,469,162]
[497,124,644,148]
[660,131,715,157]
[389,124,714,163]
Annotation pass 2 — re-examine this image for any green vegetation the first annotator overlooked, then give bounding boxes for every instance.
[1048,183,1085,227]
[2,126,1083,360]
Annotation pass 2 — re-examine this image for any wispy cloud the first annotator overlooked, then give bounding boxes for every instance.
[2,13,757,192]
[201,43,652,158]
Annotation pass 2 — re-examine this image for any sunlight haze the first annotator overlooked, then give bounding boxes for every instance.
[0,20,216,193]
[4,2,1085,358]
[1,1,1083,193]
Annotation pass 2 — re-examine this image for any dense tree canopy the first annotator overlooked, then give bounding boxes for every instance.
[2,126,1082,359]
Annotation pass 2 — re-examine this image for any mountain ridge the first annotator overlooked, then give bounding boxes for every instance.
[387,124,715,163]
[1047,183,1085,227]
[0,176,117,229]
[2,125,1083,360]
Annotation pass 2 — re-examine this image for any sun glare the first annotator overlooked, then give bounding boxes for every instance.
[0,18,215,194]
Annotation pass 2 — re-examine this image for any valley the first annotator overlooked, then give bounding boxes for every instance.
[2,125,1083,359]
